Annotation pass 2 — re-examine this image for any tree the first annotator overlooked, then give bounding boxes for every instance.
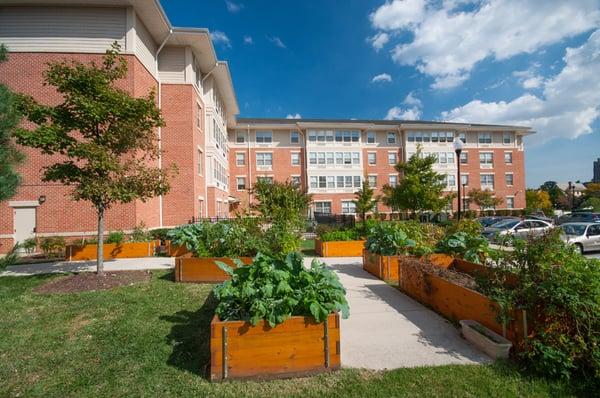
[525,189,553,214]
[353,178,377,234]
[579,197,600,212]
[583,183,600,199]
[0,44,25,201]
[15,44,173,274]
[469,188,503,215]
[539,181,566,209]
[382,147,450,217]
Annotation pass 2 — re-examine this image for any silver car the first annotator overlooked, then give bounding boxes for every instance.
[482,219,553,242]
[560,222,600,254]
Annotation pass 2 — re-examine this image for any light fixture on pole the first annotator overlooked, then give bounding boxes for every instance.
[453,137,464,220]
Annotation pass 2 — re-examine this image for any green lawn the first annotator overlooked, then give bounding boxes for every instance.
[0,272,581,397]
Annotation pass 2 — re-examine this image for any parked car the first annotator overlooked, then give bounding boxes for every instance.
[560,222,600,254]
[556,212,600,225]
[527,212,554,225]
[482,219,553,242]
[477,216,519,228]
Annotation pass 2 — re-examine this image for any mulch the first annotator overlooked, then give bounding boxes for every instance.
[34,271,152,294]
[402,257,477,290]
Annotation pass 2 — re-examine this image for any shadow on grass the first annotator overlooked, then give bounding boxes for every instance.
[158,270,175,282]
[160,292,217,379]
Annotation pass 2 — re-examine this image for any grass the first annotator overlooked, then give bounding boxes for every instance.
[0,271,583,397]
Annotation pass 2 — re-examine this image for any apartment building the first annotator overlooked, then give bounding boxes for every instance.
[229,119,531,215]
[0,0,238,252]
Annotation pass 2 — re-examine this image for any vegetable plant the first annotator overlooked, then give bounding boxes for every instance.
[318,228,361,242]
[435,232,490,264]
[105,231,125,244]
[213,252,349,327]
[365,222,416,255]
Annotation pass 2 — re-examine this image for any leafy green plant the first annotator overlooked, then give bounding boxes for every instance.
[0,243,20,269]
[105,231,125,244]
[444,219,483,236]
[39,237,65,258]
[365,222,416,255]
[21,238,37,254]
[150,228,171,243]
[213,252,349,327]
[318,228,361,242]
[435,232,490,264]
[130,223,151,242]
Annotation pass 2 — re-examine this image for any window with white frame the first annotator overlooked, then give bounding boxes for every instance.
[389,174,398,187]
[387,132,396,144]
[367,131,376,143]
[504,152,513,164]
[505,173,514,186]
[341,201,356,214]
[446,174,456,188]
[388,152,397,165]
[197,149,203,176]
[506,197,515,209]
[480,152,493,166]
[235,152,245,166]
[315,201,332,214]
[310,176,317,188]
[326,152,334,164]
[235,131,245,143]
[291,175,301,186]
[368,152,376,165]
[503,132,512,145]
[459,132,466,143]
[196,104,202,129]
[291,152,300,165]
[461,174,469,186]
[481,174,494,189]
[460,152,468,164]
[256,152,273,166]
[318,176,327,188]
[256,131,272,143]
[236,177,246,190]
[368,175,377,187]
[478,133,492,144]
[327,176,335,188]
[290,131,299,144]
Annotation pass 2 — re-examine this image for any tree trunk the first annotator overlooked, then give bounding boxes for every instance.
[97,207,104,274]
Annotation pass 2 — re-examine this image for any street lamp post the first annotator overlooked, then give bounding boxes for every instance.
[453,137,464,221]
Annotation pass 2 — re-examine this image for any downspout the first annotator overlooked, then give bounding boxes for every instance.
[296,123,310,218]
[247,124,251,207]
[155,29,172,227]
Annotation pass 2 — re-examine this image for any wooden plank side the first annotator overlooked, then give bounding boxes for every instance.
[319,240,365,257]
[178,257,252,283]
[66,241,158,260]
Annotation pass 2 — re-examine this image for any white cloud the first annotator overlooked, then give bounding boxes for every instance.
[371,73,392,83]
[268,36,286,48]
[403,91,422,107]
[522,76,543,89]
[441,30,600,145]
[367,32,390,51]
[370,0,600,89]
[210,31,231,48]
[243,36,253,45]
[286,113,302,119]
[385,106,422,120]
[225,1,243,13]
[513,65,544,89]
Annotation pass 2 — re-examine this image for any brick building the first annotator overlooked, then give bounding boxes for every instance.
[0,1,533,253]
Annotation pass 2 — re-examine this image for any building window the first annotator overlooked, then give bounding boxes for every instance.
[197,149,203,175]
[291,175,301,186]
[367,152,376,165]
[318,152,326,165]
[341,201,356,214]
[236,177,246,190]
[327,176,335,188]
[478,133,492,144]
[256,153,273,166]
[504,152,513,164]
[315,202,332,214]
[460,152,468,164]
[352,152,360,165]
[291,152,300,165]
[236,152,245,166]
[387,132,396,144]
[389,174,398,187]
[503,132,512,145]
[310,176,317,188]
[318,176,327,188]
[351,131,360,142]
[290,131,299,144]
[479,152,493,166]
[481,174,494,190]
[462,197,470,210]
[256,131,272,143]
[368,175,377,187]
[446,174,456,188]
[388,152,397,165]
[309,152,317,164]
[235,131,245,143]
[461,174,469,186]
[506,197,515,209]
[196,104,202,129]
[505,173,514,186]
[326,152,334,164]
[257,176,273,183]
[367,131,376,143]
[459,132,466,143]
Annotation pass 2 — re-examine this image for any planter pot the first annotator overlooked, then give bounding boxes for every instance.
[362,249,400,283]
[460,320,512,359]
[174,256,252,283]
[315,238,365,257]
[210,313,340,381]
[66,240,159,261]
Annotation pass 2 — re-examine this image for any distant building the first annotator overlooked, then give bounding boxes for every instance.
[557,182,586,197]
[594,158,600,183]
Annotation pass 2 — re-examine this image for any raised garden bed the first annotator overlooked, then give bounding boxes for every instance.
[174,257,252,283]
[210,312,340,381]
[362,249,402,283]
[460,320,512,359]
[66,241,160,261]
[165,242,191,257]
[315,238,365,257]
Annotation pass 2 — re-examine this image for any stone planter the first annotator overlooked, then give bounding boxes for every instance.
[460,320,512,359]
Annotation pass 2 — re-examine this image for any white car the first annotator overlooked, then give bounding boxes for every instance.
[482,219,553,242]
[560,222,600,254]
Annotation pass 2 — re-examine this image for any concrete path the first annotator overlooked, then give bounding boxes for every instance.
[317,257,490,369]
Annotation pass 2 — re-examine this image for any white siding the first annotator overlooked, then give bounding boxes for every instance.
[158,46,186,83]
[0,6,126,53]
[134,18,156,76]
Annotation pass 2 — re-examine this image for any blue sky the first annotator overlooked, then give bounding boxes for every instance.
[162,0,600,188]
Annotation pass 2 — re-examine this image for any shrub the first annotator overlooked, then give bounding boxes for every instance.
[319,229,360,242]
[39,237,65,258]
[21,238,37,254]
[365,222,416,255]
[130,223,151,242]
[149,228,171,243]
[105,231,125,244]
[435,232,490,264]
[0,243,20,269]
[214,252,349,327]
[444,219,483,236]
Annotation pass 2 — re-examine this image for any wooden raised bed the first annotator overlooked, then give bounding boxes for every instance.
[66,240,159,261]
[397,258,525,345]
[362,249,401,283]
[315,238,365,257]
[175,256,253,283]
[166,242,191,257]
[210,312,340,381]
